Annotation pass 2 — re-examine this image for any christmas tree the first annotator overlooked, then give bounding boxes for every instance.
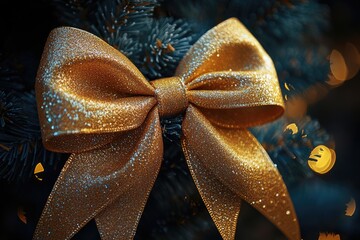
[0,0,359,239]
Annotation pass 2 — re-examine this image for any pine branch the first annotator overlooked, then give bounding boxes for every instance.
[0,91,62,181]
[53,0,160,65]
[291,180,359,236]
[90,0,158,45]
[0,91,23,128]
[273,44,330,96]
[136,18,196,79]
[0,53,26,91]
[247,0,329,43]
[0,55,62,182]
[52,0,159,42]
[251,116,333,186]
[162,0,331,96]
[51,0,95,29]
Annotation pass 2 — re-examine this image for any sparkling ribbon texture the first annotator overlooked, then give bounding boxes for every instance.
[35,18,300,240]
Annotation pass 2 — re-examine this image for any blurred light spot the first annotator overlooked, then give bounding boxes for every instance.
[34,162,44,181]
[345,198,356,217]
[284,82,290,91]
[284,123,298,134]
[344,43,360,79]
[327,74,345,86]
[285,97,307,118]
[17,207,27,224]
[304,84,328,104]
[308,145,336,174]
[318,233,340,240]
[330,49,348,81]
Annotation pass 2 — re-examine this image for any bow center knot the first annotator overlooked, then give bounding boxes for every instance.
[150,77,188,117]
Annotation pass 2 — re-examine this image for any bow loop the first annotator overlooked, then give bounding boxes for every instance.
[176,18,277,83]
[176,18,284,128]
[36,27,157,153]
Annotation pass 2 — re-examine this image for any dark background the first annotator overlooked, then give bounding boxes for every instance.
[309,1,360,190]
[0,0,359,239]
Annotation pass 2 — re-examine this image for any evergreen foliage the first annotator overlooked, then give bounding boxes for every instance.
[0,55,62,181]
[136,18,196,79]
[251,116,333,186]
[163,0,330,96]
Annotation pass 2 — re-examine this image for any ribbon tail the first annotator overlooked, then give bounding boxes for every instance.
[95,119,163,240]
[182,138,241,240]
[182,105,301,240]
[94,168,158,240]
[34,108,163,240]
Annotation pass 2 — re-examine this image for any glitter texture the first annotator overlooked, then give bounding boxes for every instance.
[35,18,300,240]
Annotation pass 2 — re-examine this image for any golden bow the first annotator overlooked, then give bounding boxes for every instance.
[34,18,300,240]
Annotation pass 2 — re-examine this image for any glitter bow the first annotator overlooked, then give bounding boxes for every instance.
[34,18,300,240]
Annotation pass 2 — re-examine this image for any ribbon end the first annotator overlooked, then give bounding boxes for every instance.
[211,204,240,240]
[182,138,241,240]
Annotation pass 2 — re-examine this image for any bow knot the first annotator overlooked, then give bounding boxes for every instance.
[34,18,300,240]
[150,76,188,117]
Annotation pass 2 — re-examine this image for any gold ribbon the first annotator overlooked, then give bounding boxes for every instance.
[34,18,300,240]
